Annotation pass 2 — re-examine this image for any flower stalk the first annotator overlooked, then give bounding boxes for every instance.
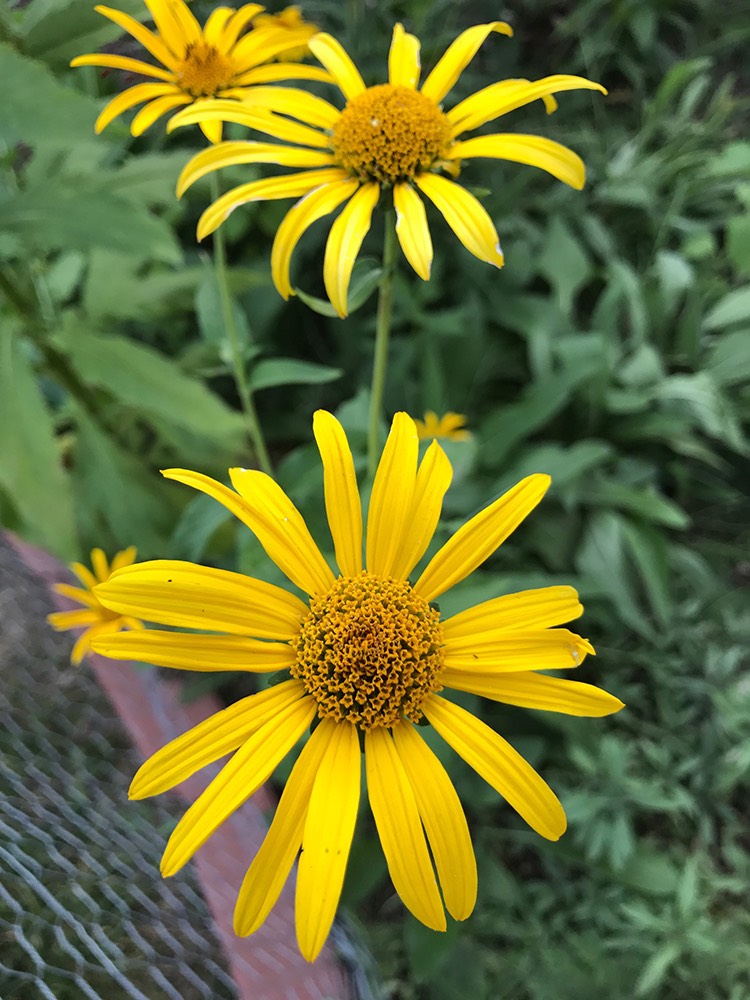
[368,208,398,477]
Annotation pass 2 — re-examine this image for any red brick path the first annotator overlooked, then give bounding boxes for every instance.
[11,535,349,1000]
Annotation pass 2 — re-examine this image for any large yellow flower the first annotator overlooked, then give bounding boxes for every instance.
[71,0,329,140]
[92,411,623,962]
[47,547,143,665]
[169,22,606,314]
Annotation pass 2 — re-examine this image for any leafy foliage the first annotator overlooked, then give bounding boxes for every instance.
[1,0,748,996]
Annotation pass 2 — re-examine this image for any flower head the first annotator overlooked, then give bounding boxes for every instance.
[71,0,331,140]
[170,22,606,314]
[47,547,143,665]
[92,411,623,961]
[415,410,471,442]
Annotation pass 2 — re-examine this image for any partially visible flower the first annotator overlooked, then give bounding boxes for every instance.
[71,0,331,140]
[415,410,471,442]
[170,22,605,314]
[253,5,318,62]
[47,547,143,665]
[92,411,623,962]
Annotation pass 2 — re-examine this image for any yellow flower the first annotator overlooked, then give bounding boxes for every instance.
[71,0,331,141]
[415,410,471,442]
[169,22,606,315]
[47,547,143,665]
[253,5,319,62]
[92,411,623,962]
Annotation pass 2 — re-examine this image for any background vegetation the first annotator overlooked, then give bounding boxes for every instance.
[1,0,749,996]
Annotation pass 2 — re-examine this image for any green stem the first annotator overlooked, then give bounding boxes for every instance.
[367,209,398,478]
[209,173,274,477]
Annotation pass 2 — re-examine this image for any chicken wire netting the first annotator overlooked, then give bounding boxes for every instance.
[0,535,238,1000]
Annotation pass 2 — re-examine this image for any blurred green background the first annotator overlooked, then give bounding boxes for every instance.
[1,0,749,996]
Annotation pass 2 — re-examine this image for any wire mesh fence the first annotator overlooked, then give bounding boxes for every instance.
[0,535,238,1000]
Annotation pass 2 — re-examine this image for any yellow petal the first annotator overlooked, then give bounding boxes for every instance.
[388,22,421,89]
[90,548,110,582]
[271,179,359,300]
[194,169,350,240]
[92,4,179,70]
[231,29,320,71]
[365,412,419,578]
[95,560,307,638]
[90,629,295,673]
[69,53,175,82]
[323,181,380,317]
[228,468,335,596]
[110,546,138,572]
[308,32,365,101]
[414,474,550,603]
[444,629,594,672]
[92,82,177,133]
[313,410,362,576]
[232,63,333,86]
[199,117,222,145]
[448,75,607,136]
[414,173,504,269]
[203,5,234,46]
[296,720,361,962]
[420,22,512,103]
[160,695,316,876]
[221,3,265,49]
[443,586,583,640]
[130,679,307,799]
[424,695,567,840]
[70,619,125,665]
[53,583,99,608]
[180,140,334,192]
[47,608,101,630]
[234,715,334,936]
[242,84,342,128]
[392,722,476,920]
[389,439,452,580]
[442,670,625,717]
[393,182,433,280]
[447,134,586,190]
[131,93,191,136]
[145,0,200,48]
[70,561,98,590]
[365,727,446,930]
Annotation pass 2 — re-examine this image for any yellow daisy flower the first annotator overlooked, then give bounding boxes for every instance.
[415,410,471,442]
[168,22,606,315]
[253,5,319,62]
[47,547,143,666]
[91,411,623,962]
[71,0,331,141]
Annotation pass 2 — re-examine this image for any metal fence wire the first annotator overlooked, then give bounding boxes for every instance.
[0,536,238,1000]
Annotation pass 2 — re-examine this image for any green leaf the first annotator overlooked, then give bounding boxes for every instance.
[586,480,690,529]
[705,329,750,386]
[0,324,77,557]
[621,520,673,624]
[704,286,750,330]
[727,215,750,275]
[84,251,204,321]
[0,182,180,262]
[537,216,593,313]
[169,492,233,562]
[635,944,681,997]
[57,321,245,449]
[295,260,384,317]
[195,262,253,354]
[0,42,101,148]
[71,407,172,555]
[248,357,342,392]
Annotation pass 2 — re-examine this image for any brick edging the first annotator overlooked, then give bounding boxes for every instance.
[10,535,349,1000]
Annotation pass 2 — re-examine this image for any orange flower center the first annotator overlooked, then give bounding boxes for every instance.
[331,83,452,185]
[177,42,235,97]
[291,572,445,730]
